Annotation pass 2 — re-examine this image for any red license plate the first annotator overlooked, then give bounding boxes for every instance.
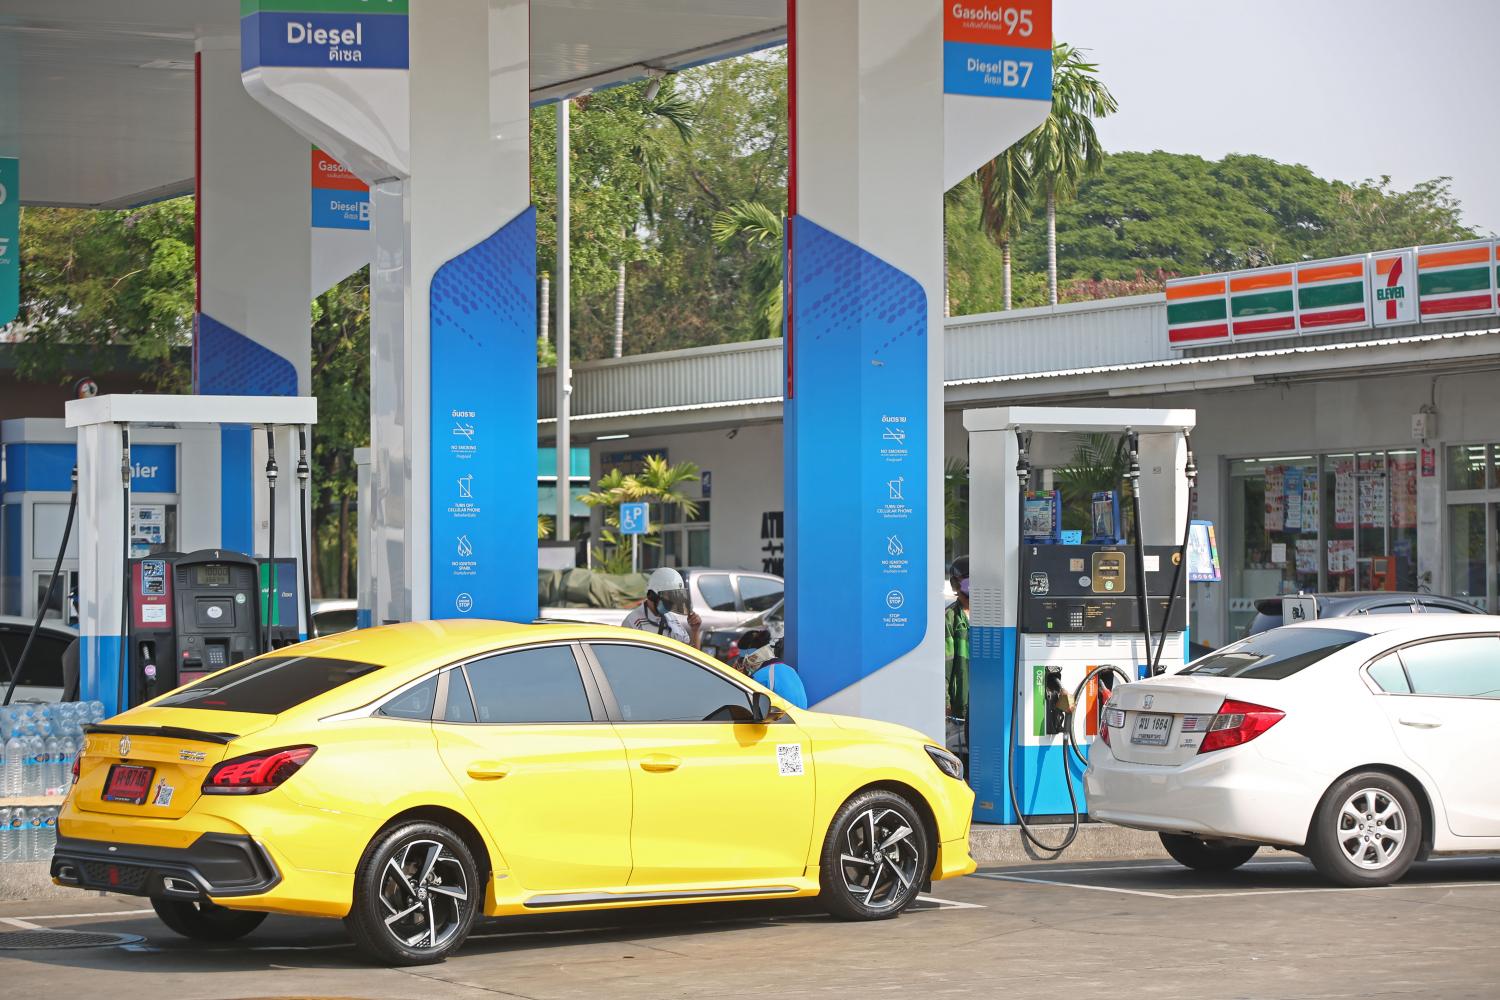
[103,764,156,804]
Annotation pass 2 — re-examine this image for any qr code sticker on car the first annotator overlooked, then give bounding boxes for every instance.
[776,743,804,777]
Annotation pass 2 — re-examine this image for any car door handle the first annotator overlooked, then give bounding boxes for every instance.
[466,761,511,780]
[639,754,682,773]
[1398,715,1443,730]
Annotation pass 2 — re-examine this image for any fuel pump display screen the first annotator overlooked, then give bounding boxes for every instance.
[197,564,231,586]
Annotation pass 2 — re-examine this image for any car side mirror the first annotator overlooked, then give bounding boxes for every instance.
[751,691,785,724]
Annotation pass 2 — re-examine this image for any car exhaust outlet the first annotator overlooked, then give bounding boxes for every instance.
[55,864,81,885]
[161,876,201,897]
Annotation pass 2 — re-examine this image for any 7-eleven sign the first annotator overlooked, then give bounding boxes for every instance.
[1372,249,1417,327]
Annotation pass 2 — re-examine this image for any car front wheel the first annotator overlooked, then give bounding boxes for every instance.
[818,790,929,921]
[151,897,267,941]
[345,821,480,966]
[1307,772,1421,887]
[1159,833,1258,872]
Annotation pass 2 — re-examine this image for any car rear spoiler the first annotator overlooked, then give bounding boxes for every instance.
[84,723,240,745]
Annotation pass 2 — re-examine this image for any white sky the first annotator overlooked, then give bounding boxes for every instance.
[1054,0,1500,235]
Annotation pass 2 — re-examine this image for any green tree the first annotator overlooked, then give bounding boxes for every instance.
[977,147,1035,310]
[309,267,370,598]
[711,200,784,339]
[14,198,195,389]
[581,455,700,574]
[1023,43,1118,305]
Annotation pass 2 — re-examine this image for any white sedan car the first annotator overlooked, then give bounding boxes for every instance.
[1086,615,1500,886]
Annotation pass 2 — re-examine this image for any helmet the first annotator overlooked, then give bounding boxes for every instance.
[646,567,690,613]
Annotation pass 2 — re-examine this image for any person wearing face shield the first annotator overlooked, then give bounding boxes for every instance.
[622,567,702,648]
[945,556,970,765]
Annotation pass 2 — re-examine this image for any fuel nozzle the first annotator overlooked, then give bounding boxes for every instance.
[295,429,311,487]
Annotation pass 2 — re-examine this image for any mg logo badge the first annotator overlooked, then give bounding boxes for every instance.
[119,736,132,757]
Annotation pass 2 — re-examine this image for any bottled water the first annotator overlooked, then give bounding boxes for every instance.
[44,735,61,795]
[0,808,11,862]
[23,734,44,797]
[3,733,21,799]
[58,736,78,793]
[88,700,105,724]
[16,806,32,861]
[35,808,56,861]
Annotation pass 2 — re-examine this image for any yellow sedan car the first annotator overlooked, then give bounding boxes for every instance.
[52,621,975,964]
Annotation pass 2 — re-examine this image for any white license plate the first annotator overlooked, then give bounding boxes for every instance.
[1130,713,1173,746]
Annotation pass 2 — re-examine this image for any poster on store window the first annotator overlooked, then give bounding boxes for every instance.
[1358,475,1386,528]
[1390,455,1417,529]
[1302,471,1320,529]
[1327,539,1356,574]
[1264,465,1284,532]
[1283,466,1303,532]
[1333,460,1355,529]
[1295,539,1319,574]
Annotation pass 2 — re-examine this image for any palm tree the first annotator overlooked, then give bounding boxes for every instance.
[977,147,1034,310]
[1024,43,1118,305]
[580,455,701,574]
[613,77,696,358]
[712,200,784,339]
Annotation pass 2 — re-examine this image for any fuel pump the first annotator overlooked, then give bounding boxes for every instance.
[963,406,1197,850]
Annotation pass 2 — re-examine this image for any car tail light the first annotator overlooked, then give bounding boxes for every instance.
[203,746,316,795]
[1197,700,1283,754]
[72,755,81,784]
[1098,704,1126,748]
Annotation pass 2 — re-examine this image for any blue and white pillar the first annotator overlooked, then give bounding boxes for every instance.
[785,0,1051,738]
[241,0,536,625]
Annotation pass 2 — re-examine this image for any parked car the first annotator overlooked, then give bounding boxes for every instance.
[1247,592,1479,637]
[1087,614,1500,887]
[310,598,359,637]
[53,619,974,964]
[0,615,78,702]
[701,599,783,663]
[541,568,783,631]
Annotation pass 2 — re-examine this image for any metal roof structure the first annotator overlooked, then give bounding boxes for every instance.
[536,298,1500,436]
[2,0,785,208]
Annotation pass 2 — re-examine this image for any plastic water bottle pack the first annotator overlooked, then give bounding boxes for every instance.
[0,700,102,801]
[0,805,60,863]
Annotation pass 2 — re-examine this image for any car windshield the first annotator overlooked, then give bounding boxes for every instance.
[153,655,382,714]
[1181,628,1366,680]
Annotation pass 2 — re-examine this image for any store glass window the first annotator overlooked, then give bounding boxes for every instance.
[1447,444,1489,491]
[1229,457,1320,637]
[1447,504,1486,608]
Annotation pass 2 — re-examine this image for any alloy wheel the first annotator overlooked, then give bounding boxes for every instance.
[378,838,470,950]
[1336,787,1407,870]
[839,807,921,911]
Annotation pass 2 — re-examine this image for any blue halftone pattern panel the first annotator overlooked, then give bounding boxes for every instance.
[81,635,123,717]
[219,426,254,555]
[785,215,927,705]
[195,313,298,396]
[969,625,1017,823]
[429,207,538,623]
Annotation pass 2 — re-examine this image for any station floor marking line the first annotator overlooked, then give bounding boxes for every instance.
[10,908,154,921]
[917,894,986,909]
[0,916,47,929]
[973,871,1500,900]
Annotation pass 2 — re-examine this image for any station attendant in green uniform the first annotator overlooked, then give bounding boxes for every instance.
[945,556,970,765]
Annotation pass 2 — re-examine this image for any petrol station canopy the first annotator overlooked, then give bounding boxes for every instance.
[1,0,786,208]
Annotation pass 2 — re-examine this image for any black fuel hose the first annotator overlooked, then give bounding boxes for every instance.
[1063,664,1134,772]
[1149,434,1197,677]
[264,426,279,653]
[296,427,313,641]
[1006,432,1079,857]
[2,468,78,706]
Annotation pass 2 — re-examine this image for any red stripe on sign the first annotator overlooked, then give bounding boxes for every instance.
[1299,307,1367,329]
[1233,316,1297,336]
[1421,294,1494,316]
[1169,323,1229,345]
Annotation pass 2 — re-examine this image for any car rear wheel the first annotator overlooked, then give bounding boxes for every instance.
[345,821,480,966]
[1308,772,1421,887]
[818,790,928,921]
[1159,833,1258,872]
[151,897,267,941]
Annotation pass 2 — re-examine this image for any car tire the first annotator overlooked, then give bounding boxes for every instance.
[818,789,929,921]
[151,897,267,942]
[1307,771,1422,888]
[344,820,481,966]
[1159,833,1258,872]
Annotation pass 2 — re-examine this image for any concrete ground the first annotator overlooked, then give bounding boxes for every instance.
[3,854,1500,999]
